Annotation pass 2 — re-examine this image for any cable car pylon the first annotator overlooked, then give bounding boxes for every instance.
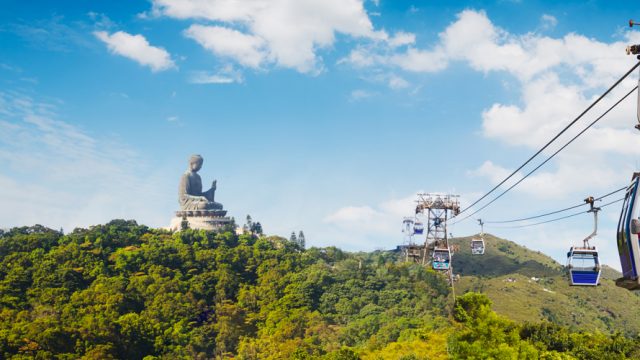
[401,193,461,285]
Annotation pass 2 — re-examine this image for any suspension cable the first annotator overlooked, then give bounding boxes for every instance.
[454,61,640,220]
[483,186,626,224]
[486,197,624,229]
[452,84,638,225]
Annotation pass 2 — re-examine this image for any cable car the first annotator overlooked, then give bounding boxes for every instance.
[402,218,414,235]
[616,173,640,290]
[566,197,601,286]
[432,247,451,270]
[413,221,424,235]
[567,246,601,286]
[471,238,485,255]
[471,219,485,255]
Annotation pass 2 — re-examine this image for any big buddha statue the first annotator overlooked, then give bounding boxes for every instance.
[178,154,223,211]
[170,154,231,231]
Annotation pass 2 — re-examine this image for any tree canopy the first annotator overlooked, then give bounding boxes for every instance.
[0,221,637,359]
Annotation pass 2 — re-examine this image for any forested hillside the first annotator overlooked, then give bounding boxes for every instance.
[451,234,640,334]
[0,221,639,359]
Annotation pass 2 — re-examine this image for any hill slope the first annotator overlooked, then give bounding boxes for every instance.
[1,222,639,359]
[451,234,640,335]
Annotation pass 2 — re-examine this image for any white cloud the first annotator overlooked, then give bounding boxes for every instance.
[349,89,376,101]
[149,0,386,73]
[345,9,638,83]
[184,25,266,69]
[481,73,586,147]
[340,47,377,68]
[388,74,410,89]
[540,14,558,30]
[94,30,175,72]
[390,47,448,72]
[388,31,416,47]
[189,65,244,84]
[323,193,417,247]
[469,160,516,186]
[469,156,622,199]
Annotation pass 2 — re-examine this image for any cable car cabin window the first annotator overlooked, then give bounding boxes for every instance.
[572,252,598,270]
[433,251,450,262]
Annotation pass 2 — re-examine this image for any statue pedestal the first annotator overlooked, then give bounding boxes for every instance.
[169,210,232,231]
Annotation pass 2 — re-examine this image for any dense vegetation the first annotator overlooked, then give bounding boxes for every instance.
[0,221,639,359]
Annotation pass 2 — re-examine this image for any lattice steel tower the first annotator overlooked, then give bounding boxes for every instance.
[413,193,460,283]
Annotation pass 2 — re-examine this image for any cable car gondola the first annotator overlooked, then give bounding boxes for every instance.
[432,247,451,270]
[567,246,601,286]
[616,172,640,290]
[413,221,424,235]
[567,197,601,286]
[471,219,485,255]
[471,238,485,255]
[402,217,414,235]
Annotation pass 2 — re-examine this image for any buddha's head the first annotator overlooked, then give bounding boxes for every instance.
[189,154,203,172]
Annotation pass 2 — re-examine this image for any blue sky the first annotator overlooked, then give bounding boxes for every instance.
[2,0,640,269]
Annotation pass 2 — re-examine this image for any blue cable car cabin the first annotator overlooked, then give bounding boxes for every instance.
[567,247,601,286]
[566,196,601,286]
[616,173,640,290]
[413,221,424,235]
[471,238,485,255]
[432,248,451,270]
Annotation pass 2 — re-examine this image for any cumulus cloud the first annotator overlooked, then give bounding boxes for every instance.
[184,25,266,69]
[469,156,622,199]
[147,0,386,73]
[389,47,448,72]
[94,30,175,72]
[388,31,416,47]
[323,193,417,244]
[345,9,637,83]
[482,73,587,147]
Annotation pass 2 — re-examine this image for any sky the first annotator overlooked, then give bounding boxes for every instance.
[2,0,640,269]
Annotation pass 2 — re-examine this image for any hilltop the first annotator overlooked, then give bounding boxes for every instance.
[451,234,640,335]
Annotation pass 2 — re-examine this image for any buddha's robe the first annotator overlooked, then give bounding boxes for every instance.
[178,171,222,210]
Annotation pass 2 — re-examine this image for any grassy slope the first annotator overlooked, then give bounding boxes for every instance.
[450,234,640,335]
